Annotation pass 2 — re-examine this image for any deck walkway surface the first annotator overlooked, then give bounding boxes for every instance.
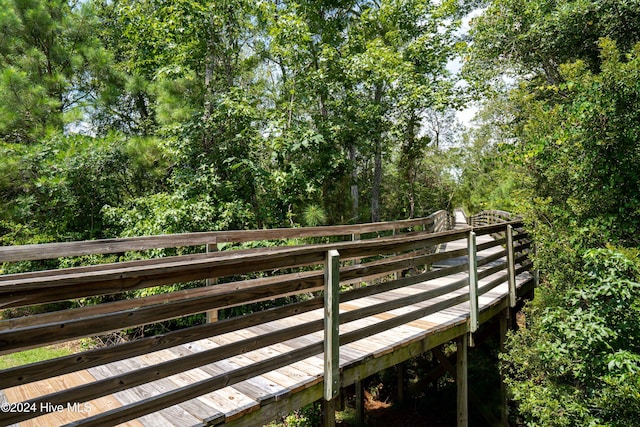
[1,211,532,427]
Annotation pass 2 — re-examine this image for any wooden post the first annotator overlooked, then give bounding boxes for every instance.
[355,379,364,427]
[397,362,406,406]
[392,228,399,280]
[322,398,336,427]
[351,233,361,288]
[499,309,509,426]
[506,225,517,308]
[499,309,508,352]
[323,250,340,427]
[206,240,218,323]
[457,334,468,427]
[467,231,479,334]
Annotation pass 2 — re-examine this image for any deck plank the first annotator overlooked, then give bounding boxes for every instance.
[3,369,140,427]
[90,359,202,427]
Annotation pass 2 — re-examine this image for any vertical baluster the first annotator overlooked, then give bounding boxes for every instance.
[468,231,479,333]
[206,240,218,322]
[506,225,516,307]
[324,249,340,424]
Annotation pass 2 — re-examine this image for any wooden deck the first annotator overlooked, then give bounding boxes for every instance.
[0,210,533,426]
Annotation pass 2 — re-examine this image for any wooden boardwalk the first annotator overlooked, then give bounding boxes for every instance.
[0,210,534,426]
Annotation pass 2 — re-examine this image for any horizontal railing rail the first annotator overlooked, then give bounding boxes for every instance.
[0,213,532,426]
[0,210,453,264]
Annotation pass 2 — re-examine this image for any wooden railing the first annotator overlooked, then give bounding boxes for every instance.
[0,210,453,264]
[0,211,532,426]
[468,210,515,227]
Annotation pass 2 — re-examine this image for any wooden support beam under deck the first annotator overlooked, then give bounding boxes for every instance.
[500,308,509,426]
[322,397,336,427]
[397,362,406,406]
[457,334,468,427]
[355,379,364,427]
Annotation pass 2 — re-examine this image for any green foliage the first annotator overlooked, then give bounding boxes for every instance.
[0,134,170,245]
[463,39,640,287]
[283,402,322,427]
[465,0,640,90]
[0,0,467,242]
[384,144,457,219]
[465,4,640,425]
[502,248,640,426]
[0,0,108,142]
[302,204,327,227]
[103,192,221,236]
[513,40,640,248]
[453,95,527,215]
[253,0,464,224]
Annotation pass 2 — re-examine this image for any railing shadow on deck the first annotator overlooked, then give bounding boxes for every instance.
[0,210,534,426]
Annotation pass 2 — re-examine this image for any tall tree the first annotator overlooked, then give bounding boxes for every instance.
[0,0,105,142]
[95,0,267,229]
[340,0,461,220]
[92,0,161,135]
[87,0,465,233]
[466,0,640,88]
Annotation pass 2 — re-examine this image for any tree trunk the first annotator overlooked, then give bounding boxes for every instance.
[371,139,382,222]
[406,111,417,218]
[202,13,216,149]
[310,41,328,120]
[371,84,383,222]
[350,143,359,222]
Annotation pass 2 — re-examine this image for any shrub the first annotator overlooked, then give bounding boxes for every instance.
[502,248,640,426]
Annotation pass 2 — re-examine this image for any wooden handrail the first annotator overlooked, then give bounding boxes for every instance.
[0,210,453,263]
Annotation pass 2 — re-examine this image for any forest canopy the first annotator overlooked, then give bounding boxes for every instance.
[2,1,640,424]
[0,0,471,246]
